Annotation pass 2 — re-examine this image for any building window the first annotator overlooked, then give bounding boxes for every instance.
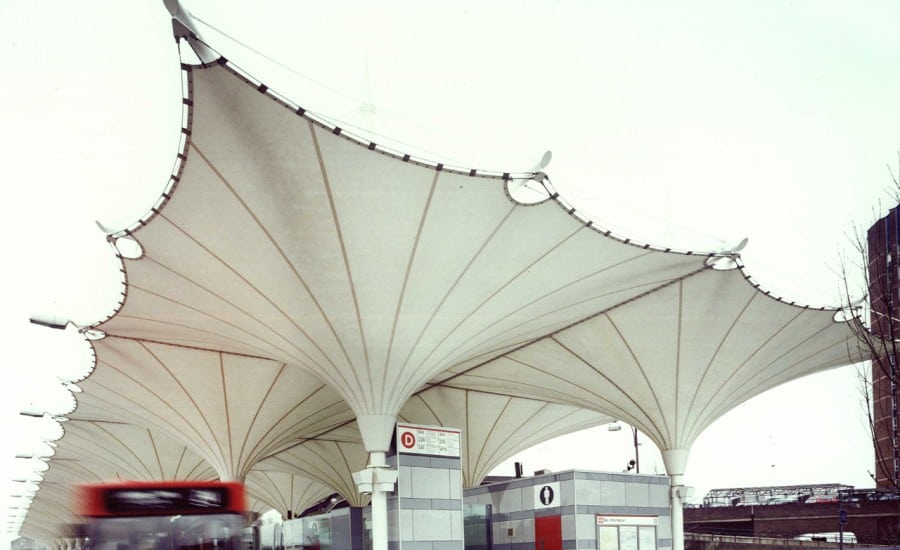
[596,516,657,550]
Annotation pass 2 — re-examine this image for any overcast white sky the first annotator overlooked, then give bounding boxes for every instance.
[2,0,900,539]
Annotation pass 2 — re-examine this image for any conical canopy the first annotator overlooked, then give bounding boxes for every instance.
[434,267,865,454]
[399,386,613,486]
[252,387,612,504]
[255,423,370,507]
[98,59,722,446]
[50,419,218,481]
[244,470,335,517]
[78,337,354,479]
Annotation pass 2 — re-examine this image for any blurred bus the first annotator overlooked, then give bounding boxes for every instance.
[76,480,246,550]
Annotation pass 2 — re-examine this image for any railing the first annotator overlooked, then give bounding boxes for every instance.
[686,532,895,549]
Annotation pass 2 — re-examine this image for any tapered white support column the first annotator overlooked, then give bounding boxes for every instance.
[670,476,685,550]
[662,449,692,550]
[371,486,387,550]
[353,415,398,550]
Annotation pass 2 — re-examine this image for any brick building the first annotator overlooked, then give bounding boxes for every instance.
[867,207,900,489]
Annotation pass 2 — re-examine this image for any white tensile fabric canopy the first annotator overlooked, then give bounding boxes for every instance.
[399,386,612,487]
[244,470,336,519]
[436,266,862,454]
[250,387,612,507]
[99,58,724,448]
[79,337,356,480]
[18,25,867,550]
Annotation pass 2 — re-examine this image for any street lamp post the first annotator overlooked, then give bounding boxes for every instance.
[608,422,640,473]
[631,426,640,474]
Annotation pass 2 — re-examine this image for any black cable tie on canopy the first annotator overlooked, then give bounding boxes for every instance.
[436,163,444,172]
[257,84,268,93]
[332,127,342,135]
[469,169,477,176]
[182,98,193,107]
[502,173,510,180]
[368,142,376,150]
[296,107,306,116]
[402,154,411,162]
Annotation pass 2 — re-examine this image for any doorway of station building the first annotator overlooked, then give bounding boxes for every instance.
[535,515,562,550]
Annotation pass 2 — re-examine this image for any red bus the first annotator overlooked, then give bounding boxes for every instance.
[76,481,246,550]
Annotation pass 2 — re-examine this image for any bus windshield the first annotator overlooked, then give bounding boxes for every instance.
[87,512,245,550]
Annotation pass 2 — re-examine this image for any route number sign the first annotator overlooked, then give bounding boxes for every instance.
[396,423,460,457]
